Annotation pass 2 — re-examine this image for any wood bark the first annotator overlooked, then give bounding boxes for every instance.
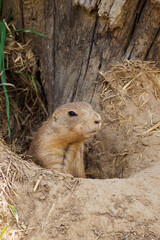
[3,0,160,113]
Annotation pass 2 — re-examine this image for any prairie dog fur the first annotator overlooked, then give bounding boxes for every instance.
[28,102,101,178]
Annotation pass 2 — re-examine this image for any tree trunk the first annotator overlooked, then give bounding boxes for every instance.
[3,0,160,113]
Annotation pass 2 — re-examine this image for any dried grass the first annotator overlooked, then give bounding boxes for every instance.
[0,138,28,187]
[100,60,160,126]
[0,23,47,154]
[100,60,160,96]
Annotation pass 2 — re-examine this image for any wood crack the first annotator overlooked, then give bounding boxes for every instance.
[124,0,147,59]
[70,59,83,102]
[52,1,56,111]
[90,52,103,104]
[83,14,98,83]
[108,0,115,15]
[144,28,160,60]
[20,0,25,29]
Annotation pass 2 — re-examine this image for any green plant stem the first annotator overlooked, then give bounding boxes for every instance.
[0,20,11,137]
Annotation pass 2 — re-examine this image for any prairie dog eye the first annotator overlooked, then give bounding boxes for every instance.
[68,111,78,117]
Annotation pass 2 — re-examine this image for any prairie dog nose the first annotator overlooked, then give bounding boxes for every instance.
[95,119,101,124]
[94,113,101,125]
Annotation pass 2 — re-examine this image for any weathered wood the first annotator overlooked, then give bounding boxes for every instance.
[3,0,160,113]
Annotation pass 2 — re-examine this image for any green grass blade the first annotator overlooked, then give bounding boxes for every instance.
[14,70,37,91]
[0,202,21,229]
[0,20,11,137]
[0,224,8,237]
[6,9,12,23]
[8,204,19,226]
[12,29,46,37]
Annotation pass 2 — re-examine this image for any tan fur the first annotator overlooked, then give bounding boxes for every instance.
[27,102,101,178]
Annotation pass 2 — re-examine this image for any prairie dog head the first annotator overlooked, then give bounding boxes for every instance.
[48,102,101,143]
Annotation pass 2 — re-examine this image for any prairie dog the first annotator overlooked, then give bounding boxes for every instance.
[28,102,101,178]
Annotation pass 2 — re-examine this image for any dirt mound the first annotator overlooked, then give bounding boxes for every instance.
[0,61,160,239]
[0,138,160,240]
